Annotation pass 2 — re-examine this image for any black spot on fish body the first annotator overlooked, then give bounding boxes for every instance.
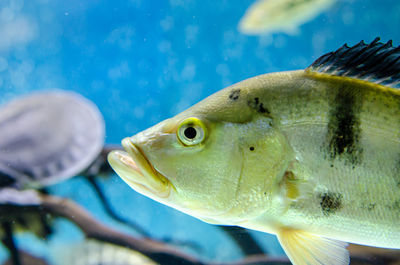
[390,200,400,215]
[319,192,343,216]
[258,103,269,114]
[367,203,376,211]
[248,98,271,115]
[395,157,400,188]
[361,202,376,211]
[249,146,255,151]
[330,91,357,155]
[229,89,241,101]
[326,85,363,164]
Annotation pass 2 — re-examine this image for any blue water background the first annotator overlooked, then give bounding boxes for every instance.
[0,0,399,263]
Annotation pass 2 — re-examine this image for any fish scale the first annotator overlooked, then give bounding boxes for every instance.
[266,70,400,243]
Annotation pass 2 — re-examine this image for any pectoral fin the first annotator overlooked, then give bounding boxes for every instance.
[276,228,349,265]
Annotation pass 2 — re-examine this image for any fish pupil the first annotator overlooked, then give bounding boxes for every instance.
[184,126,197,139]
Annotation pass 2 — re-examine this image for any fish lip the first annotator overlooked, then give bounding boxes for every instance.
[109,138,172,198]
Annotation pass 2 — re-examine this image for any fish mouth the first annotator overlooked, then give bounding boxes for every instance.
[108,138,171,198]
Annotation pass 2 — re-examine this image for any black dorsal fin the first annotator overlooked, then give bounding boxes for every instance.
[307,37,400,88]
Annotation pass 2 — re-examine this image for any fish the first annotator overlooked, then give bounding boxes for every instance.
[0,91,105,189]
[239,0,336,35]
[108,38,400,265]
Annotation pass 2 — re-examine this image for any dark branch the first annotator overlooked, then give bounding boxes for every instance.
[38,194,204,265]
[84,174,151,237]
[220,226,265,256]
[1,221,21,265]
[1,192,398,265]
[2,251,48,265]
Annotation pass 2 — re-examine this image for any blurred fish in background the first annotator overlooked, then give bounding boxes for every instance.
[239,0,336,35]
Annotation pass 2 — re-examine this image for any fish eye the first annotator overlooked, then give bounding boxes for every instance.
[177,117,206,146]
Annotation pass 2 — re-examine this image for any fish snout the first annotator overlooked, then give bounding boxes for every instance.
[121,137,171,197]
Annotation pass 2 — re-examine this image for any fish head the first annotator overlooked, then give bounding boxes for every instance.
[108,83,294,224]
[108,115,244,223]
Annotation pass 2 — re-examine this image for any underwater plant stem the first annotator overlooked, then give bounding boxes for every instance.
[82,145,152,236]
[39,194,205,265]
[2,250,49,265]
[85,174,151,237]
[1,221,21,265]
[5,192,395,265]
[83,146,204,253]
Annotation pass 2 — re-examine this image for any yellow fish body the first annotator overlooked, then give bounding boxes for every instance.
[108,38,400,265]
[239,0,336,35]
